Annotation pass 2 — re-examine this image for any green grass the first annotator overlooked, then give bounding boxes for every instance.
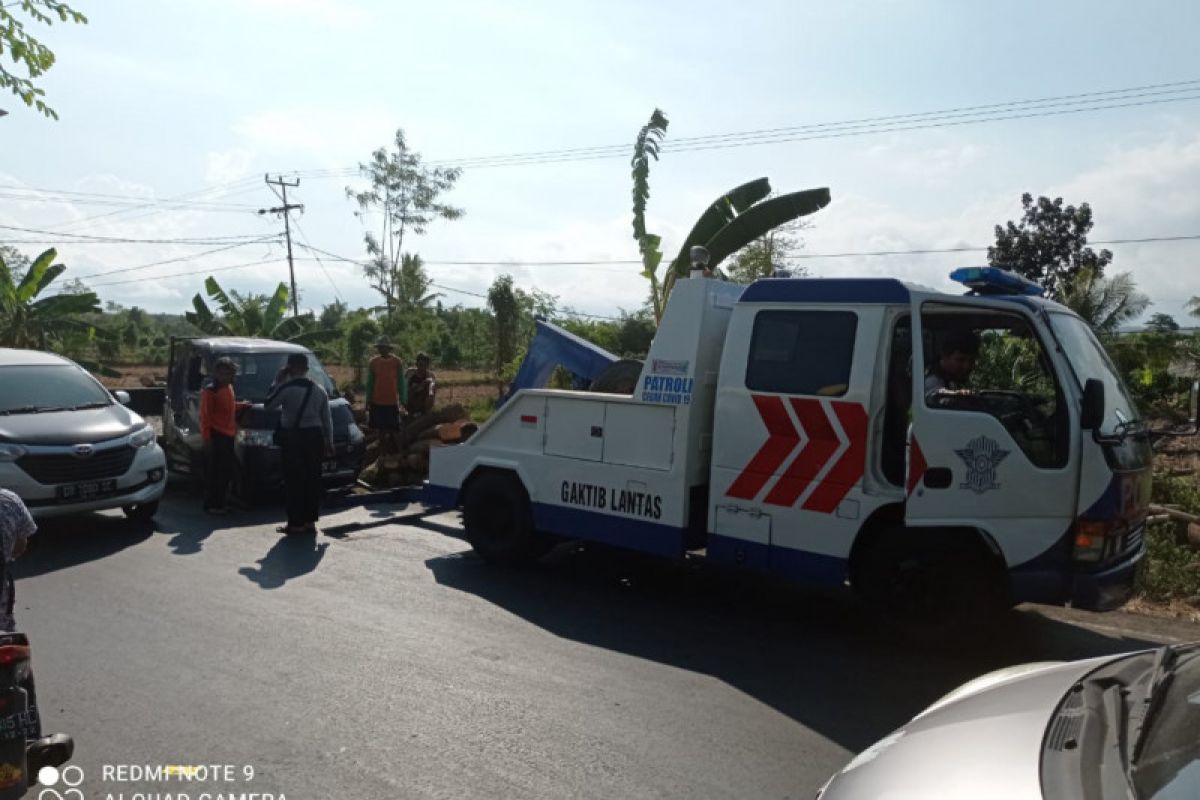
[1136,477,1200,603]
[467,396,496,424]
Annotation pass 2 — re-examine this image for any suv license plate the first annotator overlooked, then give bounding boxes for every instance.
[57,478,118,501]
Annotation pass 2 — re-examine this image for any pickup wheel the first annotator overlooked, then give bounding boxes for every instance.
[463,472,548,565]
[856,530,1006,641]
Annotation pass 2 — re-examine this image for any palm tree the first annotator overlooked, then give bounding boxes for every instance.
[185,276,338,346]
[1186,296,1200,320]
[393,253,441,312]
[1059,267,1150,336]
[0,247,100,349]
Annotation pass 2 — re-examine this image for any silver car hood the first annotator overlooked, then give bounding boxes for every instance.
[0,405,144,446]
[820,655,1116,800]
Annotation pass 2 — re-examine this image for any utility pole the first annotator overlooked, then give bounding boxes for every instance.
[260,174,303,315]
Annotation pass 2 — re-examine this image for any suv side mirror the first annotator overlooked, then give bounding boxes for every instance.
[1080,378,1105,431]
[113,390,131,406]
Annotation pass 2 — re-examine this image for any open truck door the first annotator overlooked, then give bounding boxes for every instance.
[905,285,1079,571]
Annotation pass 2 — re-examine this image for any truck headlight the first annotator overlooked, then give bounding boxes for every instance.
[129,426,156,448]
[236,429,276,448]
[0,443,26,462]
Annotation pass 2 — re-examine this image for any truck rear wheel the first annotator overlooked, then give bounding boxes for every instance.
[462,472,549,565]
[856,529,1007,641]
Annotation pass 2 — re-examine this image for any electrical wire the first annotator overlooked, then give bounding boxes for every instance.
[290,79,1200,176]
[84,257,288,288]
[74,238,282,279]
[0,223,277,245]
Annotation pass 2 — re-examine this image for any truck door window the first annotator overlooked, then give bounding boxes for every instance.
[186,355,205,392]
[882,316,912,486]
[922,305,1068,468]
[745,310,857,396]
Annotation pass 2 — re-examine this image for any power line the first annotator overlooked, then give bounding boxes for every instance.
[0,185,259,212]
[84,257,287,288]
[292,79,1200,175]
[54,175,266,231]
[290,217,345,303]
[0,223,275,245]
[301,233,1200,268]
[74,238,282,279]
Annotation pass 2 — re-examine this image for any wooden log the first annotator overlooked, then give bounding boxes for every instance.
[1189,522,1200,549]
[1149,504,1200,525]
[399,404,468,447]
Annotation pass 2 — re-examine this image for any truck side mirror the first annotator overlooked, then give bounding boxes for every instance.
[1080,378,1105,431]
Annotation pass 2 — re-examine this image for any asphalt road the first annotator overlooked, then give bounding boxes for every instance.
[12,487,1199,800]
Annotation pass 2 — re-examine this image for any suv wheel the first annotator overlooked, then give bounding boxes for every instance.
[123,500,159,522]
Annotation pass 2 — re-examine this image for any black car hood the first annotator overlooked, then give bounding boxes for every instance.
[0,405,144,446]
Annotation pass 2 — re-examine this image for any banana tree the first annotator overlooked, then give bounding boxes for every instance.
[186,276,339,347]
[0,247,101,349]
[628,109,832,323]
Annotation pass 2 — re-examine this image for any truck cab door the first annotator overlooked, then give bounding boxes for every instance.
[906,294,1077,567]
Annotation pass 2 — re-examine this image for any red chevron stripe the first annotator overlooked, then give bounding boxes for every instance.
[726,395,799,500]
[764,398,840,507]
[907,435,927,496]
[802,401,869,513]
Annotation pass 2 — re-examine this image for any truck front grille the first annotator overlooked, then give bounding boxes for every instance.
[17,446,137,484]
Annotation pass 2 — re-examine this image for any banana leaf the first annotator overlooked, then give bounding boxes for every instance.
[30,291,101,317]
[262,282,291,332]
[702,187,831,270]
[666,178,771,277]
[15,248,60,303]
[203,276,239,320]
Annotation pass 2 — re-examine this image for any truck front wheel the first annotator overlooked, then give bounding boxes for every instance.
[462,472,549,565]
[856,529,1007,641]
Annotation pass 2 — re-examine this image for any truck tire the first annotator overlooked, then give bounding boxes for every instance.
[589,359,644,395]
[856,529,1006,641]
[463,472,548,565]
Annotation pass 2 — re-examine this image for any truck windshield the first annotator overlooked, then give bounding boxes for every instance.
[219,352,337,402]
[1047,312,1138,435]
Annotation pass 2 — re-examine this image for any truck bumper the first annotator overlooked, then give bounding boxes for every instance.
[1069,544,1145,611]
[1009,539,1145,612]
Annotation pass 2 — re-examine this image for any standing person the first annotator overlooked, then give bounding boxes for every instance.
[200,357,248,514]
[365,336,407,454]
[0,490,35,634]
[265,353,334,535]
[404,352,437,417]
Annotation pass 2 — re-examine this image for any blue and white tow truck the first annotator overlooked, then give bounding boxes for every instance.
[427,264,1150,629]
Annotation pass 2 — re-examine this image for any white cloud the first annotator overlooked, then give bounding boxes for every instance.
[236,0,368,30]
[205,149,256,186]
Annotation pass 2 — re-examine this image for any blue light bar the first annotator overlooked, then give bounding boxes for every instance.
[949,266,1044,296]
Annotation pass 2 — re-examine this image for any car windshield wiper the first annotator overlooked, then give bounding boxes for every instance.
[70,401,111,410]
[0,405,63,415]
[1130,645,1180,764]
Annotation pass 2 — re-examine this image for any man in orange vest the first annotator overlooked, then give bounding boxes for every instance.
[200,357,250,513]
[366,336,407,453]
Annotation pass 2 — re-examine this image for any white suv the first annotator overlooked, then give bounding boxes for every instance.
[0,349,167,520]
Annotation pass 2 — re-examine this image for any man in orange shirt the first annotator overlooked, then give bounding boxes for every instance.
[200,357,248,514]
[366,336,407,454]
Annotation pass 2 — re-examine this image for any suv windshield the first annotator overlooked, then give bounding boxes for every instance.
[219,352,336,403]
[0,364,112,413]
[1047,312,1138,435]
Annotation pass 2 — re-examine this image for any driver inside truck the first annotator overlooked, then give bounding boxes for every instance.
[924,329,980,401]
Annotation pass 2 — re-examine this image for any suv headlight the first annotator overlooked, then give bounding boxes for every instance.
[0,443,26,462]
[129,426,156,448]
[236,429,276,448]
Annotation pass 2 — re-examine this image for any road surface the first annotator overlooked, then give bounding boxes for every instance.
[14,487,1199,799]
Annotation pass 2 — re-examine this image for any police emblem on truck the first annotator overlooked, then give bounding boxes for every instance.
[955,435,1010,494]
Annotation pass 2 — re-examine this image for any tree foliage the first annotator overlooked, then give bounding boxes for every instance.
[394,253,440,313]
[631,108,669,321]
[1058,267,1150,336]
[988,193,1113,299]
[186,276,337,346]
[347,129,463,311]
[0,247,100,349]
[0,1,87,119]
[727,217,810,284]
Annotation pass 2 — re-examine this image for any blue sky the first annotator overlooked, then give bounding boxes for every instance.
[2,0,1199,322]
